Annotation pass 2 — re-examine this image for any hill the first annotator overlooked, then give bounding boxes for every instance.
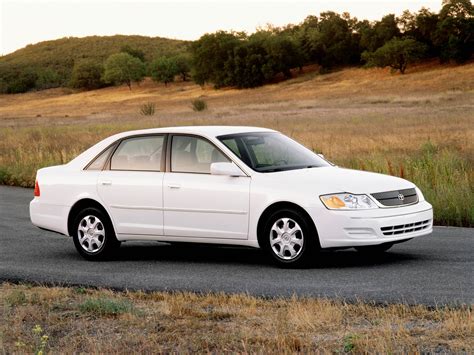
[0,35,190,91]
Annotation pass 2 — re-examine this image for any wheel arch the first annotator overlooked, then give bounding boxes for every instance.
[67,198,114,237]
[256,201,321,249]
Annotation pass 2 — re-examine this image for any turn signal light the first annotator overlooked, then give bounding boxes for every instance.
[34,181,40,197]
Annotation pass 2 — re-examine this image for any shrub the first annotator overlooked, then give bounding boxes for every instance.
[140,102,156,116]
[191,98,207,112]
[79,298,135,316]
[6,289,27,306]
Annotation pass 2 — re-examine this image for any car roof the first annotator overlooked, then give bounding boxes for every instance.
[117,125,276,137]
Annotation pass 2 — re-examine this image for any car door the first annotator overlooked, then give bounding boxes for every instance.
[97,134,166,236]
[163,134,250,239]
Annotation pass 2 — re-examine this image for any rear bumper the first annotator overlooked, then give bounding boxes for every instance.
[30,198,69,236]
[307,201,433,248]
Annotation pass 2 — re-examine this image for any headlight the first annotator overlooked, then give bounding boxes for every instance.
[320,193,378,210]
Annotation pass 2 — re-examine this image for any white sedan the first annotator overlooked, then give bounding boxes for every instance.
[30,126,433,267]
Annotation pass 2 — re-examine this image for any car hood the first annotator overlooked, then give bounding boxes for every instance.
[264,166,415,194]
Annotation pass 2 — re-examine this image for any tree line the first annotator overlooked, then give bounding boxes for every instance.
[0,0,472,93]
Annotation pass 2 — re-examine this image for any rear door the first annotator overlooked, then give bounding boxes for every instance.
[97,134,166,236]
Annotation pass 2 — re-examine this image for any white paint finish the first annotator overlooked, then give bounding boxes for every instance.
[30,126,433,252]
[163,172,250,239]
[305,202,433,248]
[97,170,165,235]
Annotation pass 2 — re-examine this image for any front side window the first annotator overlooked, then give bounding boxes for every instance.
[171,135,229,174]
[218,132,329,173]
[110,136,164,171]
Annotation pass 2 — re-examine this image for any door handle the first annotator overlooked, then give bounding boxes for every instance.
[101,180,112,186]
[167,184,181,189]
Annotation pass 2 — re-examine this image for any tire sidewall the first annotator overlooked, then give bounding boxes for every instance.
[262,208,316,267]
[72,207,117,260]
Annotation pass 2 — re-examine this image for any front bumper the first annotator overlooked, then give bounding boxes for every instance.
[306,200,433,248]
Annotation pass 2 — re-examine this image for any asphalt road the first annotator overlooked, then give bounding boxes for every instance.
[0,186,472,306]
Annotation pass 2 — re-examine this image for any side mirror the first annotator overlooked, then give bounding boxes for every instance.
[210,162,246,177]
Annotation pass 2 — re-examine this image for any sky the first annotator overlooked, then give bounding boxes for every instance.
[1,0,442,55]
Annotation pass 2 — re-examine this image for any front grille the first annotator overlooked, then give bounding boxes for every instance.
[381,219,431,236]
[371,188,418,207]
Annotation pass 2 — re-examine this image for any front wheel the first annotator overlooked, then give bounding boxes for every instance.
[72,207,120,261]
[261,208,319,268]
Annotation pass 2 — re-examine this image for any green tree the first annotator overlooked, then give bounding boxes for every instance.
[260,32,304,78]
[0,64,38,93]
[69,60,104,90]
[121,45,146,62]
[434,0,474,62]
[150,57,179,86]
[172,53,191,81]
[191,31,242,87]
[103,53,145,90]
[35,68,62,90]
[297,12,360,68]
[225,39,268,88]
[362,37,427,74]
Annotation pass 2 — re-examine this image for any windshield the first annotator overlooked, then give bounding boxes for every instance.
[217,132,330,173]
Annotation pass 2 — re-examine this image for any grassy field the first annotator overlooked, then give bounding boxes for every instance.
[0,61,473,226]
[0,283,472,353]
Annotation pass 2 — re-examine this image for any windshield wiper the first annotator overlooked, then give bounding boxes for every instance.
[260,167,286,172]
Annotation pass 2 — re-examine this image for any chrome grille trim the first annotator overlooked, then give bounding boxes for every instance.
[371,188,418,207]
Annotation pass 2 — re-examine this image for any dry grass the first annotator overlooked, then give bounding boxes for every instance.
[0,283,472,353]
[0,62,473,225]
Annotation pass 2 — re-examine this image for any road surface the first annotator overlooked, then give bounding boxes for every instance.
[0,186,472,305]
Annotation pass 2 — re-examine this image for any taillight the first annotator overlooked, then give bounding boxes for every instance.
[34,180,40,197]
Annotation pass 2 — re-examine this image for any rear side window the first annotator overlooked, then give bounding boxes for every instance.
[86,145,115,171]
[111,136,164,171]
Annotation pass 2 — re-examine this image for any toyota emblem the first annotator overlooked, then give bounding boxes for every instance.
[398,193,405,201]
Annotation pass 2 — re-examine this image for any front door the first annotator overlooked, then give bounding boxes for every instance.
[163,135,250,239]
[97,135,165,236]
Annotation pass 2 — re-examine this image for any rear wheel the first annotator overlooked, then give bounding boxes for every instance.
[355,243,393,253]
[72,207,120,260]
[261,208,319,268]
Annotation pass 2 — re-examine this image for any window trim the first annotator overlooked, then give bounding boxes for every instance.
[84,132,250,176]
[83,141,119,171]
[217,131,329,173]
[166,133,246,176]
[84,134,168,172]
[108,134,167,172]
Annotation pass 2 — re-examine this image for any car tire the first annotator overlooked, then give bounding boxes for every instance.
[72,207,120,261]
[261,208,319,268]
[355,243,393,253]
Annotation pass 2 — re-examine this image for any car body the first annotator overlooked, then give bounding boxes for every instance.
[30,126,433,266]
